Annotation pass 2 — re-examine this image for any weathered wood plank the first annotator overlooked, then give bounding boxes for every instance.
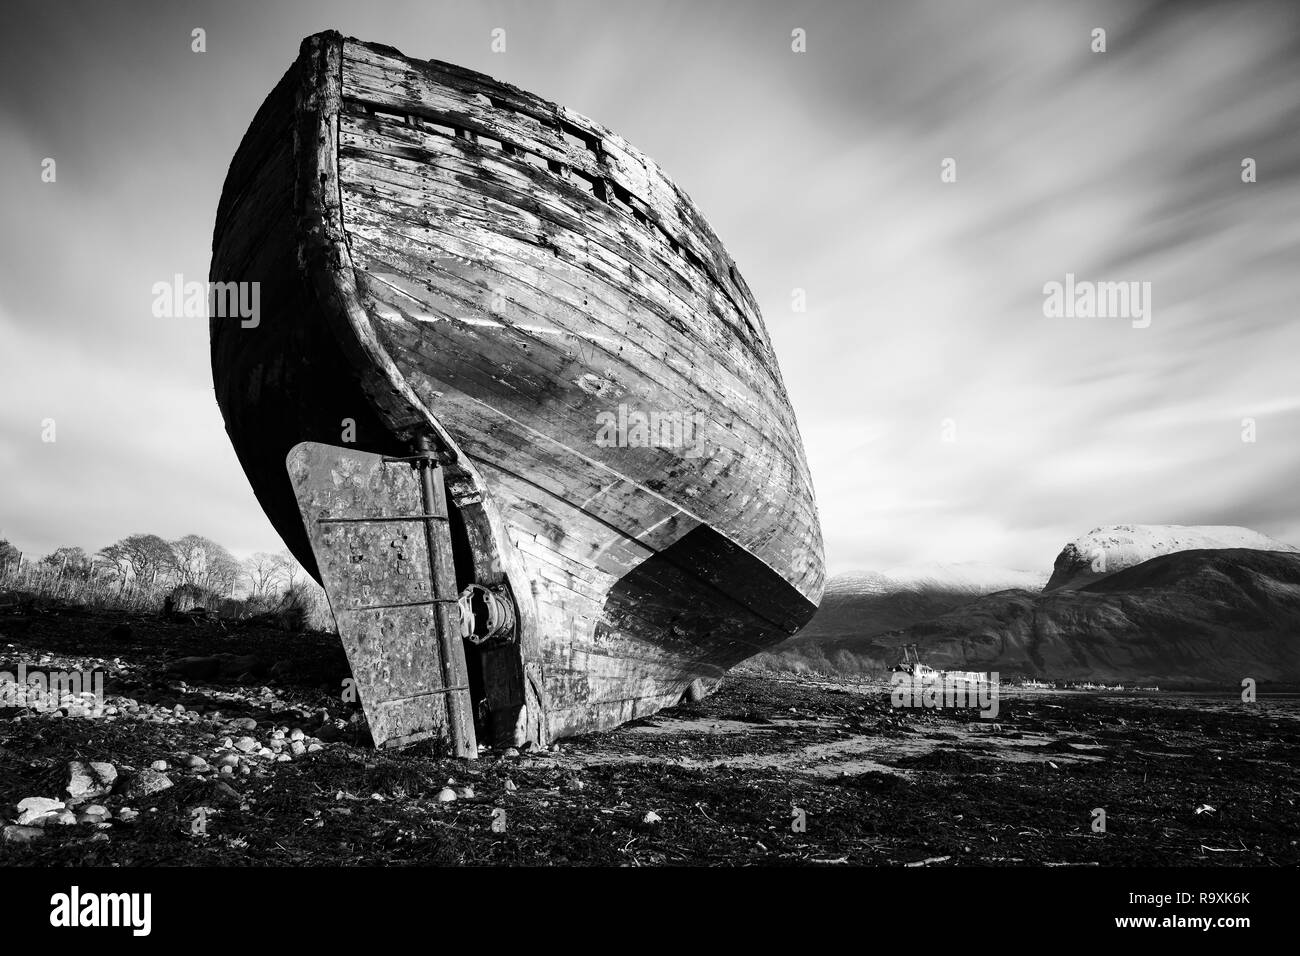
[337,164,785,422]
[336,130,780,385]
[347,230,806,494]
[341,38,762,332]
[337,195,819,526]
[341,55,605,181]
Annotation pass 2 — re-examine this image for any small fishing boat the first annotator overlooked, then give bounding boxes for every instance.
[210,31,823,752]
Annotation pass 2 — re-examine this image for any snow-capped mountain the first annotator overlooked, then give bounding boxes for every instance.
[1045,524,1297,591]
[874,561,1048,594]
[826,563,1047,597]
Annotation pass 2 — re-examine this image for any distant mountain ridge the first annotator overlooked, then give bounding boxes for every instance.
[749,528,1299,683]
[1045,524,1297,591]
[875,562,1048,594]
[886,548,1300,685]
[748,562,1047,675]
[826,562,1048,596]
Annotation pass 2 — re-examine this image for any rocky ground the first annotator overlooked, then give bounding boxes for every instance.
[1,602,1297,866]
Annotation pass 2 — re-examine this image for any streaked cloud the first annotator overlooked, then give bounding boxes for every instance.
[1,0,1296,576]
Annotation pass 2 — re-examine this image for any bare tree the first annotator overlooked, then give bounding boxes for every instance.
[171,534,207,587]
[206,544,242,596]
[243,552,285,598]
[99,534,178,585]
[172,534,241,594]
[0,537,20,572]
[275,549,304,591]
[39,546,93,579]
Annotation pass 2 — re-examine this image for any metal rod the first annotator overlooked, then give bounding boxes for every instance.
[381,454,453,464]
[383,685,470,702]
[414,434,476,759]
[317,514,448,524]
[347,599,460,611]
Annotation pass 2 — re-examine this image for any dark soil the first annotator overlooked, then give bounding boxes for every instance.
[2,603,1297,866]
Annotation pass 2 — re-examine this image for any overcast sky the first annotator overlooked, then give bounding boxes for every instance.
[1,0,1297,576]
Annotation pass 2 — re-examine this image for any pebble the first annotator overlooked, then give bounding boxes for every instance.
[16,797,65,826]
[2,825,45,844]
[290,741,306,757]
[435,787,457,803]
[77,805,112,825]
[233,736,258,753]
[183,755,210,771]
[504,778,518,793]
[50,810,77,826]
[231,717,258,731]
[306,743,323,753]
[289,728,305,741]
[126,769,173,799]
[149,760,168,772]
[217,753,241,768]
[117,807,139,822]
[275,753,291,762]
[502,748,520,758]
[66,760,117,802]
[455,785,475,799]
[642,811,662,825]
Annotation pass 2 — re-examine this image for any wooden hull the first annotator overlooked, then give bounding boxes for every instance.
[210,32,824,744]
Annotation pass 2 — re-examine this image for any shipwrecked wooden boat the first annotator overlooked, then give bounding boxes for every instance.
[210,31,824,753]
